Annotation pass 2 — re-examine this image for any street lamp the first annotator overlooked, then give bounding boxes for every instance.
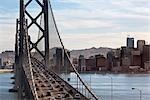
[107,76,113,100]
[132,88,142,100]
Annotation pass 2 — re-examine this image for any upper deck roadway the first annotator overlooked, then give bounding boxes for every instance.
[23,57,89,100]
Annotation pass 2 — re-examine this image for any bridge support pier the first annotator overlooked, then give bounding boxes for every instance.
[9,19,19,93]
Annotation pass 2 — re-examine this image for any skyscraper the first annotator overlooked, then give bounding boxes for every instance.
[137,40,145,53]
[127,37,134,48]
[143,45,150,63]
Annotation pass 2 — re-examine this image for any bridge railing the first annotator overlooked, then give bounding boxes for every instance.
[23,20,39,100]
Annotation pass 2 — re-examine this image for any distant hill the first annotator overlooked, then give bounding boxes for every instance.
[70,47,112,59]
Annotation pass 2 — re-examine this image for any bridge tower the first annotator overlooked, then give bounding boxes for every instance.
[19,0,50,69]
[17,0,50,99]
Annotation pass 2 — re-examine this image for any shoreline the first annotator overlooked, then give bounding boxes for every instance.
[0,69,14,74]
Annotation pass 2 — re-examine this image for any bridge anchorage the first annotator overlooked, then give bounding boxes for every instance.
[12,0,99,100]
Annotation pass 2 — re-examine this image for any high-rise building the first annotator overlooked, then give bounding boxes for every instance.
[137,40,145,53]
[120,46,131,57]
[52,48,71,73]
[85,56,96,71]
[78,55,86,72]
[131,49,141,66]
[127,37,134,48]
[107,51,113,71]
[72,58,78,70]
[143,45,150,63]
[95,55,107,71]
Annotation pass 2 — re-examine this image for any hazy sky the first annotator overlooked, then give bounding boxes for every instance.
[0,0,150,52]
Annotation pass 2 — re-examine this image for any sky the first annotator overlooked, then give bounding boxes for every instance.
[0,0,149,52]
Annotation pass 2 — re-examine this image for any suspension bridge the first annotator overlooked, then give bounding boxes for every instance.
[12,0,99,99]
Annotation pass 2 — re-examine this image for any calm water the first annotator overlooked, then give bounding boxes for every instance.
[63,73,150,100]
[0,73,17,100]
[1,73,150,100]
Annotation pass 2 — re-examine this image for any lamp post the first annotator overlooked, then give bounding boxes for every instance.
[132,88,142,100]
[107,76,113,100]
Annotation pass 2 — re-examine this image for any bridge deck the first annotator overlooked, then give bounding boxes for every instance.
[22,58,88,100]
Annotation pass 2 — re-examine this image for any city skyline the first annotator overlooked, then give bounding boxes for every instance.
[0,0,150,52]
